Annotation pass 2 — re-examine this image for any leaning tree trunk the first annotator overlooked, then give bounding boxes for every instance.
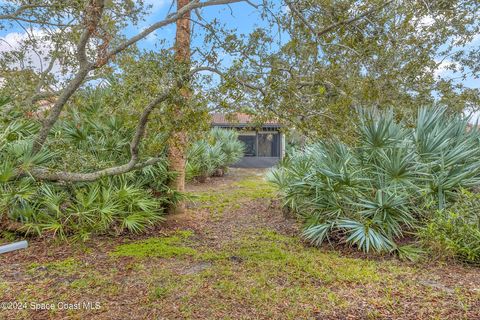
[168,0,191,214]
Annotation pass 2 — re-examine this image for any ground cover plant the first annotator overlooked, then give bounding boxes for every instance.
[418,189,480,264]
[268,107,480,260]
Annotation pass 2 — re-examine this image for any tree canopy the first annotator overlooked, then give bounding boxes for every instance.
[208,0,480,139]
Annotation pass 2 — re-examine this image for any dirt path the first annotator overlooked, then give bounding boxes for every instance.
[0,169,479,319]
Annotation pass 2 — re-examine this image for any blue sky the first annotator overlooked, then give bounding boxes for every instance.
[130,1,265,49]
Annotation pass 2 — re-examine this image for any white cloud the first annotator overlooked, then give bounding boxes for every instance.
[434,59,459,78]
[0,28,79,90]
[0,29,58,73]
[411,15,436,36]
[418,16,435,28]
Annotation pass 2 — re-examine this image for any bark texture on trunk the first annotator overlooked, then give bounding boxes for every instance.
[168,0,191,214]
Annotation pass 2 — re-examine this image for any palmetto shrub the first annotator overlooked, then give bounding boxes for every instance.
[1,174,169,241]
[0,91,178,240]
[268,107,480,255]
[210,127,245,167]
[186,128,244,181]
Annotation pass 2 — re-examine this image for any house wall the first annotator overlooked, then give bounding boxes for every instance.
[234,130,284,168]
[212,124,284,168]
[231,156,281,168]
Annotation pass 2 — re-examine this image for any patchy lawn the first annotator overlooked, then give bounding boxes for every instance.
[1,169,479,319]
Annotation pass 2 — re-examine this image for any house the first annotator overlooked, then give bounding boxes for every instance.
[211,113,285,168]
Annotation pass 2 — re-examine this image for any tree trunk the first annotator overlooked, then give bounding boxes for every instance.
[168,0,191,214]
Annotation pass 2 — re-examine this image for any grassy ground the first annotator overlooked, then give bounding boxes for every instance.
[0,169,479,319]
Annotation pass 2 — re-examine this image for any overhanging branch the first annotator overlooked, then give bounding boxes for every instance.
[285,0,395,38]
[22,88,173,182]
[27,157,165,182]
[99,0,246,67]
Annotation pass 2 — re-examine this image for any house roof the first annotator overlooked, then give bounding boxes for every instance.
[211,113,281,127]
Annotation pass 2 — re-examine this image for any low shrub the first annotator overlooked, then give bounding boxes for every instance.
[186,141,225,182]
[268,107,480,257]
[186,128,244,182]
[1,168,174,241]
[418,189,480,264]
[0,89,178,240]
[210,128,245,167]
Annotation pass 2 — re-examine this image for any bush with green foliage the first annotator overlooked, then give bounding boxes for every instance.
[186,128,244,181]
[0,90,179,240]
[418,189,480,264]
[268,107,480,257]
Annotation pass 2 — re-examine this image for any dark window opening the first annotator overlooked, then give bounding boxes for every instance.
[238,135,256,156]
[258,133,280,157]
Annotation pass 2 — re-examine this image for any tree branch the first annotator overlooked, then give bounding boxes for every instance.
[30,0,246,154]
[25,87,173,182]
[191,66,267,96]
[28,56,58,106]
[0,4,53,20]
[0,4,70,26]
[285,0,317,36]
[316,0,395,37]
[31,0,105,154]
[99,0,245,67]
[285,0,395,38]
[27,157,166,182]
